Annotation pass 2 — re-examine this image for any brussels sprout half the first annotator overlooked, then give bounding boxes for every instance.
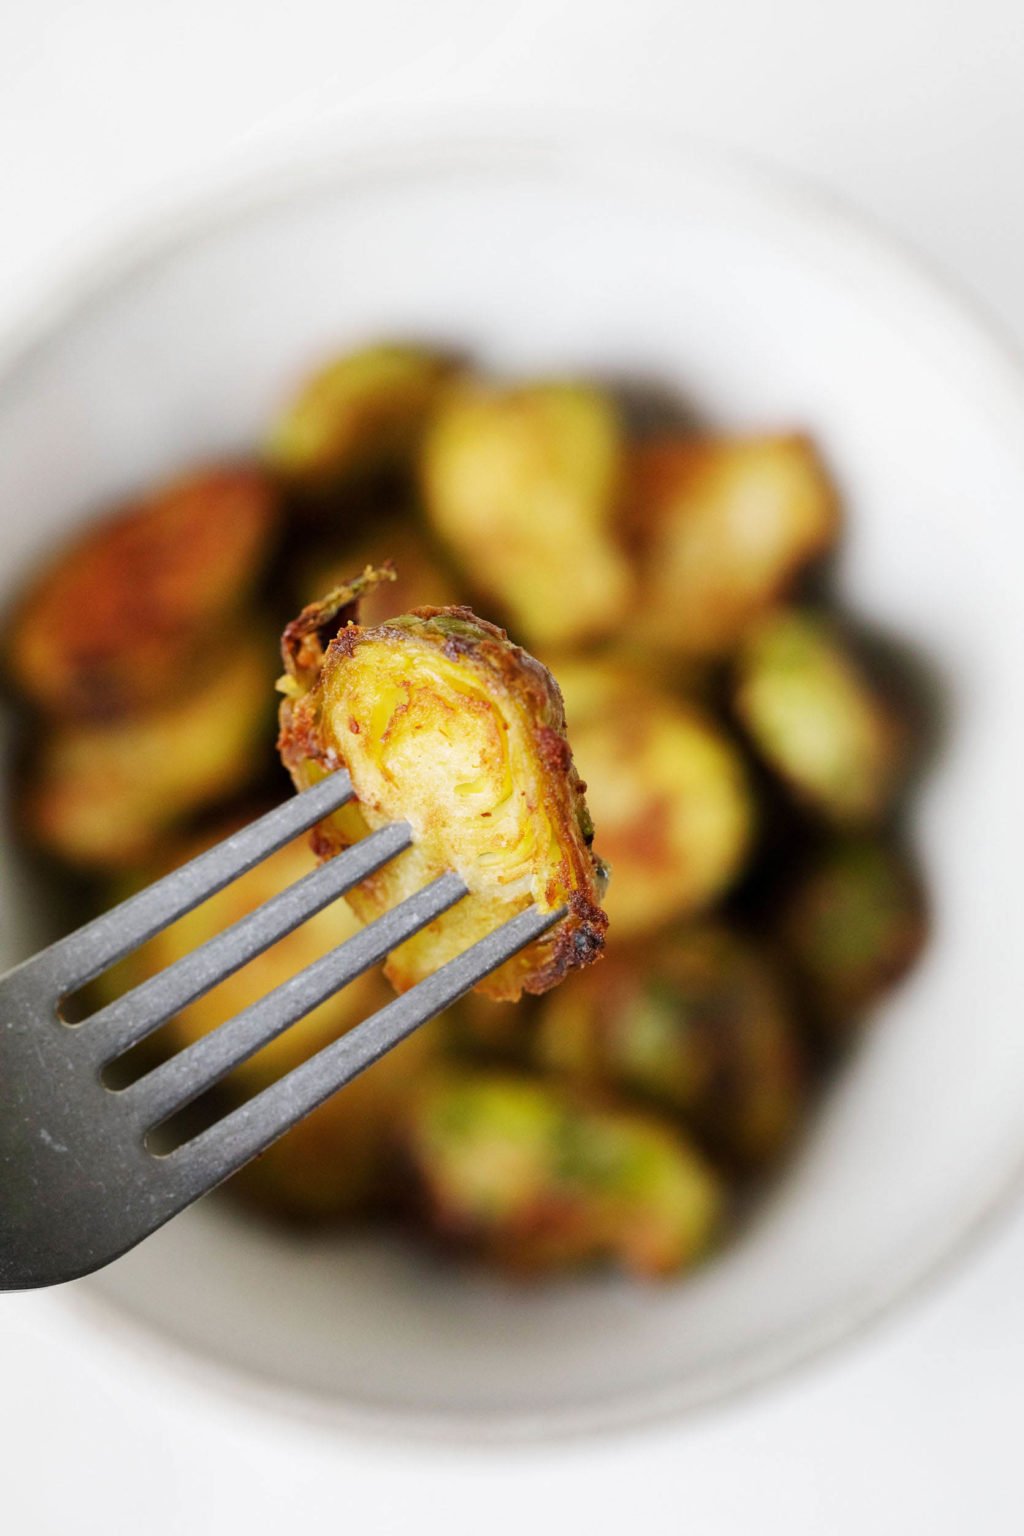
[555,659,754,938]
[630,435,839,657]
[421,381,632,649]
[536,925,807,1170]
[734,609,904,824]
[277,571,608,1001]
[778,836,927,1035]
[403,1069,724,1277]
[4,466,277,718]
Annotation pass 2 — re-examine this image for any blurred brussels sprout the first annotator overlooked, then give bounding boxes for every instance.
[778,837,926,1034]
[4,466,277,719]
[278,574,608,1001]
[421,381,632,649]
[296,521,461,623]
[734,609,904,823]
[404,1070,723,1276]
[629,436,839,657]
[555,660,753,938]
[536,926,806,1169]
[115,827,431,1220]
[24,632,274,871]
[265,344,458,488]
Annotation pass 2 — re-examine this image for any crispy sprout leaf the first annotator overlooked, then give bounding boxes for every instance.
[295,521,461,623]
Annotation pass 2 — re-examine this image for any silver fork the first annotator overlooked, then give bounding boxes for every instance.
[0,770,562,1290]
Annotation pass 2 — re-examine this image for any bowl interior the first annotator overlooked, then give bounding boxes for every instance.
[2,136,1023,1436]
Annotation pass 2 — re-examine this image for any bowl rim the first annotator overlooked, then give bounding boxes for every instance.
[9,110,1024,1445]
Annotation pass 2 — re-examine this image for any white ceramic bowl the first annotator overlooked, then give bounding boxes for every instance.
[3,124,1024,1440]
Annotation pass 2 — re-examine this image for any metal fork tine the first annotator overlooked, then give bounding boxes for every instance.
[37,771,356,995]
[123,872,469,1132]
[164,902,563,1205]
[84,820,413,1067]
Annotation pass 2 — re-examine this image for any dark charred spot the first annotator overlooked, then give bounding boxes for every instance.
[442,634,474,662]
[328,624,364,662]
[573,924,604,959]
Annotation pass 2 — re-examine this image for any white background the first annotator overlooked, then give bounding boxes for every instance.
[2,2,1023,1530]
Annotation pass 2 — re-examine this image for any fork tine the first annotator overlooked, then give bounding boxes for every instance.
[38,771,356,995]
[122,871,469,1132]
[162,902,564,1205]
[83,819,413,1067]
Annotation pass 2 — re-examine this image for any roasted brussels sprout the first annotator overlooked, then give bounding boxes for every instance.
[778,837,926,1034]
[734,609,904,823]
[535,926,806,1169]
[629,436,839,657]
[117,827,431,1219]
[421,381,632,649]
[278,573,608,1001]
[4,466,277,718]
[404,1070,723,1276]
[265,344,458,488]
[555,660,753,938]
[24,632,274,870]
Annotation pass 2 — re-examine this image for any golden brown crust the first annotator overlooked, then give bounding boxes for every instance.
[277,582,608,1001]
[4,465,278,718]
